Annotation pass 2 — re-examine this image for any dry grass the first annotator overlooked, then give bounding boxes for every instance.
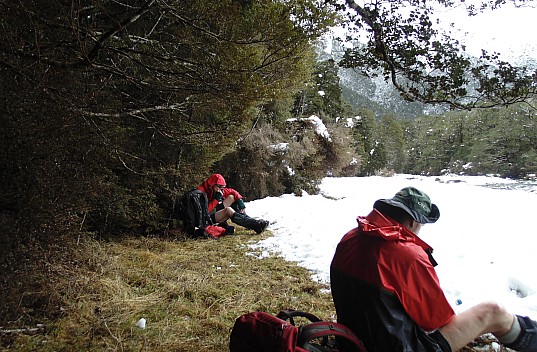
[1,230,333,351]
[0,229,509,352]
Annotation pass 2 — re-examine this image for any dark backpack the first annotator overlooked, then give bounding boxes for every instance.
[229,309,367,352]
[180,189,213,237]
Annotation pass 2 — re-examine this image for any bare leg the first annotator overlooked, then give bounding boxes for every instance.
[214,207,235,223]
[223,194,235,208]
[438,301,514,351]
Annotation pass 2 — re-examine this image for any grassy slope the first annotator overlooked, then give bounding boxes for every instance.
[1,230,334,351]
[1,229,505,351]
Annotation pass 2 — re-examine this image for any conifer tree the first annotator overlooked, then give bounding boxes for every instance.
[379,115,406,172]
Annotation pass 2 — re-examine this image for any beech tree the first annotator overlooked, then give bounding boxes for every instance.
[337,0,537,110]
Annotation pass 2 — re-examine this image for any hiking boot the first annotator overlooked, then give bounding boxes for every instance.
[253,219,269,234]
[505,315,537,351]
[218,221,235,235]
[231,212,269,234]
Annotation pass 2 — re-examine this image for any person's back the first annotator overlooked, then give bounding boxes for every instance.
[330,208,452,352]
[330,187,537,352]
[330,187,455,352]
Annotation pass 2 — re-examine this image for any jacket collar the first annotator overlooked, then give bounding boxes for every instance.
[358,209,434,255]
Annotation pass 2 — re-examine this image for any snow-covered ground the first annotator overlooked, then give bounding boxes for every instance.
[246,174,537,318]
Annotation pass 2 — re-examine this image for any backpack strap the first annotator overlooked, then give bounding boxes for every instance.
[276,309,321,326]
[297,321,367,352]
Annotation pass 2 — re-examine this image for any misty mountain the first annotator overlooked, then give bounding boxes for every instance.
[317,34,537,119]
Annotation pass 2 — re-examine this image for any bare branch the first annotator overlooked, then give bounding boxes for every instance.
[81,103,187,119]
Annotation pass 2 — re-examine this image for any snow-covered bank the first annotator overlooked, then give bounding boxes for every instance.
[246,175,537,317]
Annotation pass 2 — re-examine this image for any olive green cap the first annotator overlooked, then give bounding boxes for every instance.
[374,187,440,224]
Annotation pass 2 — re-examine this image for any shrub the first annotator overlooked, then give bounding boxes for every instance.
[215,116,359,199]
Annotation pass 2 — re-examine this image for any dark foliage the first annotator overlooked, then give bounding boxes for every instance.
[403,105,537,178]
[0,0,336,324]
[0,0,336,238]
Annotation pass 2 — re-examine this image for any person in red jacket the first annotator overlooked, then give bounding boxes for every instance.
[197,174,268,234]
[330,187,537,352]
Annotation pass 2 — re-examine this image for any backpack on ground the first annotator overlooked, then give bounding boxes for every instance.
[229,309,367,352]
[180,189,215,238]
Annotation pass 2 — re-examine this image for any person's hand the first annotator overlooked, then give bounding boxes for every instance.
[213,190,223,202]
[237,199,246,213]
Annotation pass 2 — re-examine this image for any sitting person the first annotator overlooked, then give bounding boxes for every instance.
[330,186,537,352]
[197,173,268,234]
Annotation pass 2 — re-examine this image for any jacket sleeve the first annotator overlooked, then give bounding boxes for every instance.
[391,249,455,331]
[207,198,219,213]
[223,188,242,200]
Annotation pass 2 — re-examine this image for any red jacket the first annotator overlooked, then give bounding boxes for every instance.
[197,174,242,212]
[330,209,455,352]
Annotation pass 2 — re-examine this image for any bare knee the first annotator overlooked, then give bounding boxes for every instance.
[223,194,236,207]
[215,207,235,223]
[439,301,513,350]
[224,207,235,217]
[473,301,513,334]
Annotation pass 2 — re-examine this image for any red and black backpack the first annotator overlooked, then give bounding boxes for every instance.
[229,309,367,352]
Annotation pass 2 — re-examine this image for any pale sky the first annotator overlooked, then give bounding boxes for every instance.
[330,1,537,62]
[433,1,537,61]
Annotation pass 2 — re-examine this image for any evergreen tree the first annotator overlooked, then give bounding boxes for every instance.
[292,59,350,120]
[379,114,406,172]
[403,116,448,175]
[466,107,537,177]
[400,104,537,178]
[350,108,386,175]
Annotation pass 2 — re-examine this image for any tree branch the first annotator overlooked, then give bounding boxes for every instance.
[81,103,187,119]
[36,0,156,68]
